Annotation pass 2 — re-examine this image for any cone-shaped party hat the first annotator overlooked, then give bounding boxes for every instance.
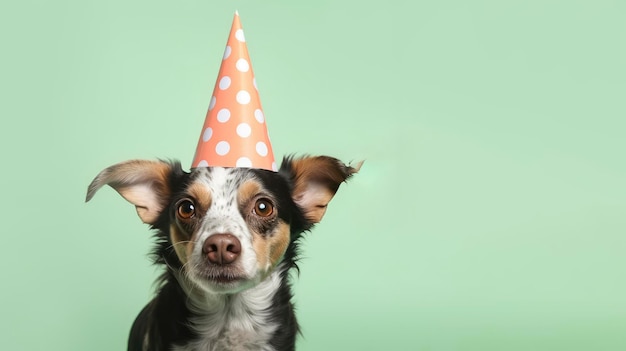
[192,12,276,171]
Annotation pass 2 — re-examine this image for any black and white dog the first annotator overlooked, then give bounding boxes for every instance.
[87,156,360,351]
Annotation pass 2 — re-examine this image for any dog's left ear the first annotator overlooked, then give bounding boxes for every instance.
[281,156,362,224]
[86,160,178,224]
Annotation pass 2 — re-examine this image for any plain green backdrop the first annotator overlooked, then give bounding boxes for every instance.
[1,0,625,350]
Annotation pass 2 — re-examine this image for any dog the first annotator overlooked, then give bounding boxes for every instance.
[86,155,360,351]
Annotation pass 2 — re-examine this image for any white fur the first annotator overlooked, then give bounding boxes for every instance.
[185,168,264,294]
[172,268,283,351]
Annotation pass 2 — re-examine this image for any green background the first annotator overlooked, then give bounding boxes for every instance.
[2,0,625,350]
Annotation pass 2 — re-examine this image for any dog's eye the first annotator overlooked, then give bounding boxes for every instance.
[254,198,274,217]
[177,200,196,219]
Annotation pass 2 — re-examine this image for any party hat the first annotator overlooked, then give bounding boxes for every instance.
[192,11,276,171]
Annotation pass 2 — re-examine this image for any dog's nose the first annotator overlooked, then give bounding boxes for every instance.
[203,234,241,265]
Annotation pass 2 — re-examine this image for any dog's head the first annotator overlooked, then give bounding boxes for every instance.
[87,156,359,294]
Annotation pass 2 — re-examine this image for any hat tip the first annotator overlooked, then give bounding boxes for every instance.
[235,9,239,16]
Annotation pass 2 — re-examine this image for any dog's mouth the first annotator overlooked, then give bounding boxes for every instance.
[206,273,244,284]
[195,265,247,286]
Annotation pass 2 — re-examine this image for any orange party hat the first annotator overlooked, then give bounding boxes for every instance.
[192,12,276,171]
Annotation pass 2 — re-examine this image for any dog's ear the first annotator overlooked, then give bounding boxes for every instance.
[86,160,179,224]
[281,156,362,224]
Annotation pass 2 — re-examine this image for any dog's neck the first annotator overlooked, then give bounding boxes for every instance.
[172,266,286,351]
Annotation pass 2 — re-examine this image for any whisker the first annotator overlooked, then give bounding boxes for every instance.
[161,240,195,272]
[165,240,193,251]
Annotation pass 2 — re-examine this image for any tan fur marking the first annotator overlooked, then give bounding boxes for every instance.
[170,224,190,265]
[252,221,290,272]
[237,180,262,208]
[267,222,290,266]
[186,181,212,213]
[252,231,269,270]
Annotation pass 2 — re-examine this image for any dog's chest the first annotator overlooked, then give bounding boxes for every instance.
[173,323,277,351]
[172,274,281,351]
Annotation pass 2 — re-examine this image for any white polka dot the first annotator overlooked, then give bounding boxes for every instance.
[202,127,213,142]
[219,76,231,90]
[235,29,245,42]
[236,58,249,72]
[217,108,230,123]
[271,162,278,172]
[256,141,268,156]
[223,45,231,60]
[215,141,230,156]
[208,96,216,110]
[236,157,252,168]
[236,123,251,138]
[197,160,209,167]
[254,109,264,123]
[253,78,257,90]
[236,90,251,104]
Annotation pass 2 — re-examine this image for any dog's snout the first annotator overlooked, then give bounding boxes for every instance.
[203,234,241,265]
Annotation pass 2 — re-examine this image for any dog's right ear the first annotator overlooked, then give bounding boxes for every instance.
[86,160,178,224]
